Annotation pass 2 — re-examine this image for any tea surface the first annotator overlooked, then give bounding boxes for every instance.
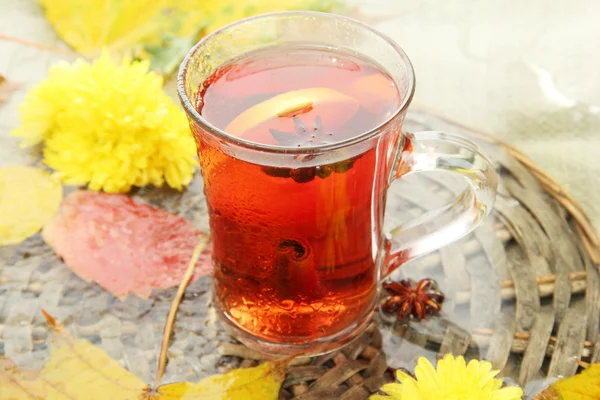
[198,46,399,148]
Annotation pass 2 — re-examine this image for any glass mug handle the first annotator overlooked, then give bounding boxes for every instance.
[382,131,498,278]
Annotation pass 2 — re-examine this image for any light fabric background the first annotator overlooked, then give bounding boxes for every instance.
[1,0,599,232]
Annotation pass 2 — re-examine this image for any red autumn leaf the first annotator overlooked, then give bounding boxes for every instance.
[42,191,211,298]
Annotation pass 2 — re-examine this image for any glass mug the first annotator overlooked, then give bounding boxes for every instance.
[178,11,498,355]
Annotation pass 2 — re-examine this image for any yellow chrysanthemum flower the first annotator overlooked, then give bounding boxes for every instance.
[371,355,523,400]
[11,53,197,193]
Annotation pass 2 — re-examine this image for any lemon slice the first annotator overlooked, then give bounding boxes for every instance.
[346,74,399,113]
[225,87,359,137]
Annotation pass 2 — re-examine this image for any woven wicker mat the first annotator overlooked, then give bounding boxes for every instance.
[0,111,598,399]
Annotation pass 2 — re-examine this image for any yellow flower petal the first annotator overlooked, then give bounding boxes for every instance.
[401,377,422,399]
[369,396,393,400]
[379,382,404,398]
[11,52,197,193]
[414,357,438,389]
[395,369,414,384]
[375,355,523,400]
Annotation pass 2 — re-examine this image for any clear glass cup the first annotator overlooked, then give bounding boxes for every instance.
[178,11,498,355]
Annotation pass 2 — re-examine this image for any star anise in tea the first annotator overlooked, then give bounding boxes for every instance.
[268,115,324,146]
[381,279,445,322]
[262,115,356,183]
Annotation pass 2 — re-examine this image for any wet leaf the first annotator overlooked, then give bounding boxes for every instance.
[0,74,20,104]
[42,191,211,298]
[533,363,600,399]
[155,360,287,399]
[0,166,62,246]
[0,312,287,400]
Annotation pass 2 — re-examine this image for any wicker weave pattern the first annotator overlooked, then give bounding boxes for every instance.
[0,111,598,398]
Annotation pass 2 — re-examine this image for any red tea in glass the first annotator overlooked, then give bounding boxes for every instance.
[179,12,497,355]
[196,46,401,344]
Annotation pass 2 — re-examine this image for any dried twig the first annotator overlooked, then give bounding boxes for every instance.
[575,359,590,368]
[455,271,587,304]
[0,33,79,59]
[500,271,587,288]
[154,236,210,387]
[425,325,594,356]
[472,328,595,353]
[575,222,600,267]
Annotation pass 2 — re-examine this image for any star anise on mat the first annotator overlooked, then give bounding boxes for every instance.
[381,279,445,322]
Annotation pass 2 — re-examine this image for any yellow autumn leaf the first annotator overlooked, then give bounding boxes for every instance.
[37,0,174,57]
[0,165,62,246]
[178,0,343,36]
[157,361,287,399]
[533,363,600,400]
[0,312,287,399]
[39,0,343,69]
